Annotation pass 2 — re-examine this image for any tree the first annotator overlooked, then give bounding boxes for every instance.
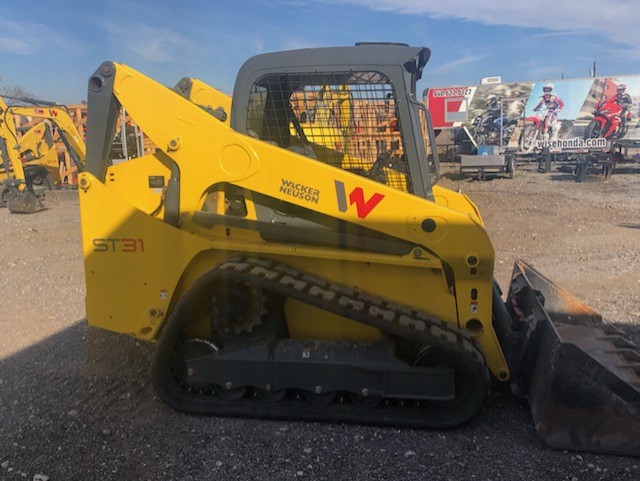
[0,75,32,100]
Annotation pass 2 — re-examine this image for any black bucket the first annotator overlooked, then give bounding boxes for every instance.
[500,260,640,456]
[7,189,47,214]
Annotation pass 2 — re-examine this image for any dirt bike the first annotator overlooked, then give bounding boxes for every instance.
[518,110,555,152]
[584,96,631,140]
[471,113,515,145]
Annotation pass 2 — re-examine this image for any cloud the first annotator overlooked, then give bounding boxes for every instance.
[313,0,640,48]
[428,53,489,74]
[0,37,35,55]
[102,21,193,62]
[0,18,85,56]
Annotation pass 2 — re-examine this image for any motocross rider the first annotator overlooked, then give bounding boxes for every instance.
[533,83,564,141]
[614,83,632,131]
[479,94,502,138]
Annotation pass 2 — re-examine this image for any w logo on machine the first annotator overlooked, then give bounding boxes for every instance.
[334,180,384,219]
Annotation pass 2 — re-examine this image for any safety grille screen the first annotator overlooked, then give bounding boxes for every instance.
[247,71,412,193]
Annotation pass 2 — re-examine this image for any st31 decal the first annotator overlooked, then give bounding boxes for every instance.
[93,238,145,253]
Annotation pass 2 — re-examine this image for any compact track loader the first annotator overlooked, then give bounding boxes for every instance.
[79,44,640,456]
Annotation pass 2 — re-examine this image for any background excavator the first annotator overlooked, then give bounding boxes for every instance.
[16,121,55,168]
[0,96,34,209]
[9,120,75,190]
[79,44,639,456]
[0,96,86,212]
[4,121,57,191]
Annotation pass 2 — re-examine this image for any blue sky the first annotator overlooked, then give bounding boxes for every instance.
[2,0,639,104]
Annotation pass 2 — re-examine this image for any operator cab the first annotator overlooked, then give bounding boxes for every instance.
[231,43,439,200]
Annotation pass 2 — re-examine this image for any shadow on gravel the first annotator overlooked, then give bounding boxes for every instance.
[439,171,466,182]
[619,222,640,230]
[1,321,639,480]
[548,173,581,182]
[546,171,610,182]
[549,163,640,181]
[440,171,506,182]
[0,321,157,480]
[612,165,640,175]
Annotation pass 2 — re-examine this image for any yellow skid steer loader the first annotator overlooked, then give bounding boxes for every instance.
[78,44,639,456]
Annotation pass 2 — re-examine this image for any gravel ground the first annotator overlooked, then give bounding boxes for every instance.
[1,161,639,481]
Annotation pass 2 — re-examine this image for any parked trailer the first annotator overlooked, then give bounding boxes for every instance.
[424,73,640,178]
[459,154,515,180]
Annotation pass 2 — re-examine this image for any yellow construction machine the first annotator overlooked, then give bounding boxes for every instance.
[17,121,55,164]
[0,96,34,209]
[1,120,57,191]
[79,44,640,456]
[0,96,86,212]
[8,100,86,183]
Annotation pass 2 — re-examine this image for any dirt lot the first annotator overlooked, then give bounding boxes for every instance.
[0,161,639,481]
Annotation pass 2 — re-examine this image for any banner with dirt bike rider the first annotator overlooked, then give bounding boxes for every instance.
[424,74,640,154]
[520,78,594,152]
[578,77,640,142]
[520,76,640,152]
[471,94,508,145]
[465,83,532,148]
[533,83,564,141]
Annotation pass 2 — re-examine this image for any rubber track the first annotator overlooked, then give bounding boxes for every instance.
[221,257,484,360]
[152,255,491,429]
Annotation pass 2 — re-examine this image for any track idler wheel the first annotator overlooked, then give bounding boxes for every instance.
[214,384,247,401]
[256,388,286,403]
[174,339,218,389]
[414,344,489,423]
[152,270,266,414]
[348,391,383,407]
[302,389,336,405]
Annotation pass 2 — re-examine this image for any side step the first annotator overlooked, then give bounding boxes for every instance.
[502,260,640,456]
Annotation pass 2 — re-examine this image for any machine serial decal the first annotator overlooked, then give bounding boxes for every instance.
[93,238,145,253]
[279,179,320,204]
[334,180,384,219]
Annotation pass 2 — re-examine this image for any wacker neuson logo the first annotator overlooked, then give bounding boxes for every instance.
[280,179,320,204]
[536,137,607,150]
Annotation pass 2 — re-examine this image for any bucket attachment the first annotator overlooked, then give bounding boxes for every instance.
[500,260,640,456]
[7,189,47,214]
